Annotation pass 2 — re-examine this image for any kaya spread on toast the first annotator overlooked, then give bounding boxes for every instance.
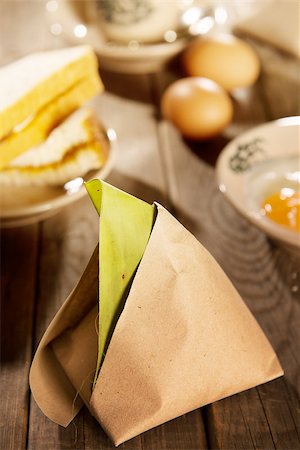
[0,46,109,185]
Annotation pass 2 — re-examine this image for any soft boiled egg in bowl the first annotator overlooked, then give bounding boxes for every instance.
[216,117,300,256]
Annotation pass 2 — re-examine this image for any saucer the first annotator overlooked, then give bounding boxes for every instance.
[216,116,300,253]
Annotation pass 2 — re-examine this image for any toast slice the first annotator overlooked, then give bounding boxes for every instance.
[0,142,107,186]
[0,46,103,140]
[0,108,109,186]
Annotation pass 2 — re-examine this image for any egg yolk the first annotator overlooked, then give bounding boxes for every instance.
[261,189,300,232]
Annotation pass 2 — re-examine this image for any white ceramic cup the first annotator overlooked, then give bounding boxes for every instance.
[88,0,195,44]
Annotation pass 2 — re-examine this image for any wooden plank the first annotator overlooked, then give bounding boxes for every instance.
[0,224,39,450]
[92,88,167,197]
[141,411,207,450]
[255,251,300,449]
[108,170,167,206]
[204,215,300,449]
[83,405,207,450]
[100,69,154,103]
[205,391,276,450]
[83,409,143,450]
[249,38,300,120]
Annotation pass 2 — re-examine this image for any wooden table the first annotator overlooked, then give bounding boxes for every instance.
[1,2,300,449]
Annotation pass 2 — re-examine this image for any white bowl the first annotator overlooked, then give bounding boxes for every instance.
[216,117,300,254]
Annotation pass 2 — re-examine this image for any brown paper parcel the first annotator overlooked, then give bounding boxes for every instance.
[30,204,283,446]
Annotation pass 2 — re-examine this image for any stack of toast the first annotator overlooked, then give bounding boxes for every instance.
[0,46,108,185]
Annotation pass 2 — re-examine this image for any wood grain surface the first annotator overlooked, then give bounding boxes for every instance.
[1,2,300,450]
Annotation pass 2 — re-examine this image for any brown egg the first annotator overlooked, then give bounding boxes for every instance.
[182,34,260,91]
[161,77,233,140]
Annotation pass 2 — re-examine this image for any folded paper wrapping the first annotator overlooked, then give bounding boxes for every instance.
[30,204,283,446]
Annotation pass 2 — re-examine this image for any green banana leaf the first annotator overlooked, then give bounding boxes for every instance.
[85,180,156,384]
